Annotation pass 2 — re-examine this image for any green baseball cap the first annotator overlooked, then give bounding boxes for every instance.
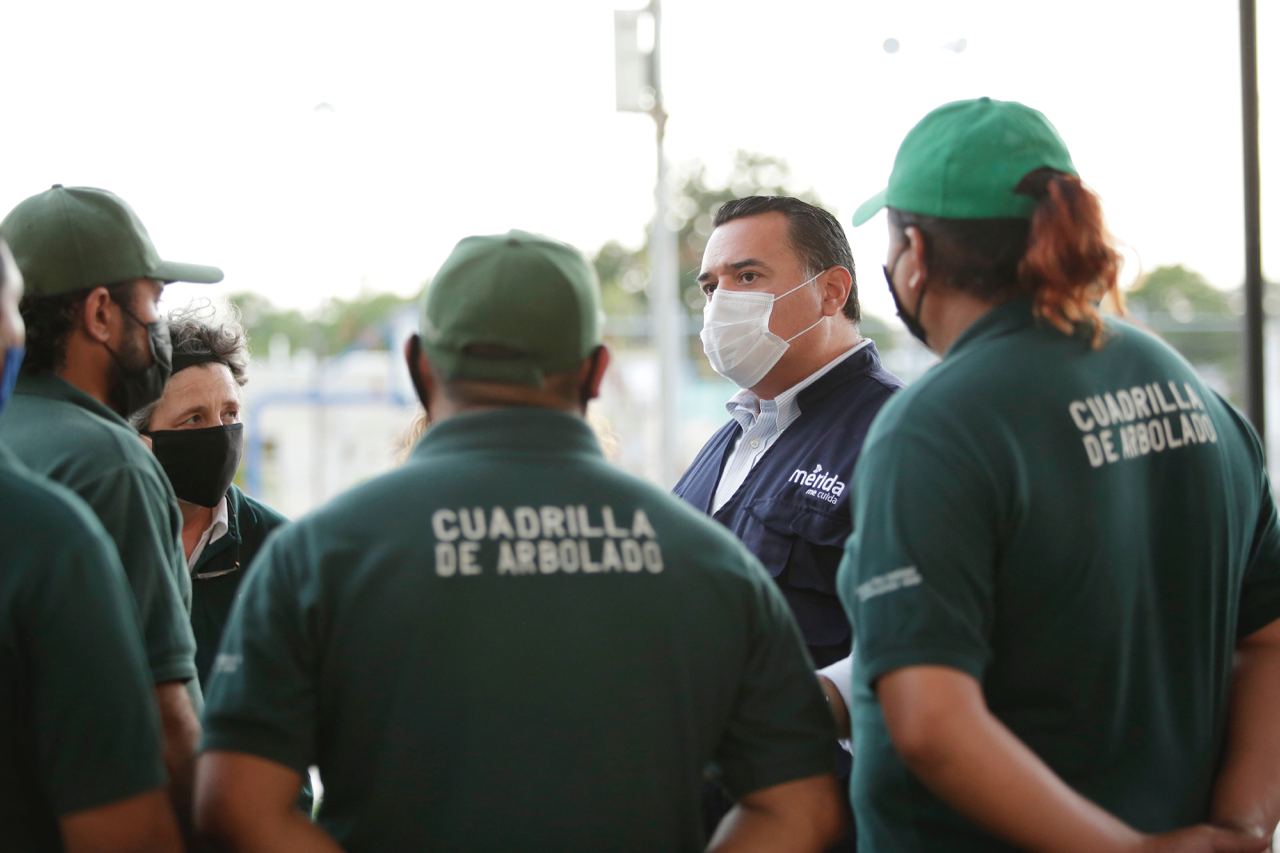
[851,97,1077,226]
[0,185,223,296]
[420,230,602,386]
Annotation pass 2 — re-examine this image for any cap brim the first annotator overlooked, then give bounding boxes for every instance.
[850,189,888,227]
[151,259,224,284]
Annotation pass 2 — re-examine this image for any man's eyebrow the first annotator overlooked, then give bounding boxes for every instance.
[696,258,771,284]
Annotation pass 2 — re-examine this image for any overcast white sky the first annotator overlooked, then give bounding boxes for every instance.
[1,0,1274,322]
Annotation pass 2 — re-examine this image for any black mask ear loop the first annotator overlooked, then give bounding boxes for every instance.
[579,347,604,409]
[406,334,433,424]
[883,229,931,347]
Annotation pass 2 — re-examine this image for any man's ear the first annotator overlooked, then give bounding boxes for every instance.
[904,226,930,288]
[403,334,434,408]
[580,345,610,403]
[81,287,116,344]
[819,267,854,317]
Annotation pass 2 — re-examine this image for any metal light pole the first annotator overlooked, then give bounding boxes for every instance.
[617,1,683,486]
[1240,0,1265,446]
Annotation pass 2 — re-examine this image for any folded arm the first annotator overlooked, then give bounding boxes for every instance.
[877,665,1267,853]
[196,751,338,853]
[1210,617,1280,840]
[707,773,844,853]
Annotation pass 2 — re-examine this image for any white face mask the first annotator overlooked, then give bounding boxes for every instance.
[699,272,824,389]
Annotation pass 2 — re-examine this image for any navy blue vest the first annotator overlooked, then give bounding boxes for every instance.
[674,342,902,667]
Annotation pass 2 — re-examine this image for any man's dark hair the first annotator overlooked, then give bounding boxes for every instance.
[439,343,590,408]
[887,168,1120,348]
[19,280,138,376]
[887,208,1030,303]
[713,195,860,323]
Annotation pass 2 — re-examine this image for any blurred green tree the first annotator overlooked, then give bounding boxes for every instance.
[1125,264,1232,323]
[231,290,418,357]
[1125,264,1242,403]
[233,152,874,363]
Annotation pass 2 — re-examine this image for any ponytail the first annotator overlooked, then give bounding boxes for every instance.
[1016,170,1121,348]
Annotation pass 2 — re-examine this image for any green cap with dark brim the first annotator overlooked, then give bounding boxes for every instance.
[420,230,602,387]
[851,97,1077,226]
[0,185,223,296]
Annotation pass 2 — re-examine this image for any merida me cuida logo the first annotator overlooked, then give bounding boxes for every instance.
[789,463,845,505]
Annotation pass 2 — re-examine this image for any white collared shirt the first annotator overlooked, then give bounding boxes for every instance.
[711,340,872,513]
[187,495,230,570]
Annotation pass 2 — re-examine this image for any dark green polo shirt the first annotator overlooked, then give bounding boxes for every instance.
[190,485,287,692]
[0,374,198,698]
[839,299,1280,850]
[0,443,167,851]
[202,408,834,851]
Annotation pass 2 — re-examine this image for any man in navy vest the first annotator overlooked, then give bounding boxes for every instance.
[675,196,903,848]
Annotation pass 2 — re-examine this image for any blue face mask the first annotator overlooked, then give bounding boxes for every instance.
[0,345,25,416]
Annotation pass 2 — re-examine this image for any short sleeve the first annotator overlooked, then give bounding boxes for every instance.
[1238,471,1280,638]
[200,527,318,776]
[81,467,197,686]
[838,428,1000,689]
[714,559,836,798]
[26,514,167,814]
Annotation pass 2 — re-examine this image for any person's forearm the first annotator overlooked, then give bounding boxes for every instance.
[1210,638,1280,838]
[156,683,201,842]
[204,812,342,853]
[707,803,833,853]
[60,790,183,853]
[891,700,1139,852]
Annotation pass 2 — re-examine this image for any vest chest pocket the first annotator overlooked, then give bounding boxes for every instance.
[741,498,851,595]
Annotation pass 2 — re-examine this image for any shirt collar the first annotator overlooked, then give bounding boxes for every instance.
[411,408,604,462]
[725,339,872,432]
[15,372,133,429]
[208,496,230,543]
[188,495,230,568]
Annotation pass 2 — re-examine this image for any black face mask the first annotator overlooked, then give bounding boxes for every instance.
[107,306,173,417]
[883,244,930,347]
[147,423,245,507]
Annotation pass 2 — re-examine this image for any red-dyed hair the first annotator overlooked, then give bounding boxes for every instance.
[1016,170,1122,347]
[889,169,1123,348]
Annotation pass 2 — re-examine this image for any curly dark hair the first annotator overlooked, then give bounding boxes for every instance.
[130,300,250,431]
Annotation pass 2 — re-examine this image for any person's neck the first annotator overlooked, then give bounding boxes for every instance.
[180,500,215,562]
[428,396,584,425]
[750,322,862,401]
[923,289,1002,357]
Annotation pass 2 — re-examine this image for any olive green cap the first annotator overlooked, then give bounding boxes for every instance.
[421,230,602,386]
[851,97,1077,226]
[0,185,223,295]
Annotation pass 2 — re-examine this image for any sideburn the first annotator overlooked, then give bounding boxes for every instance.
[406,334,434,423]
[578,347,603,409]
